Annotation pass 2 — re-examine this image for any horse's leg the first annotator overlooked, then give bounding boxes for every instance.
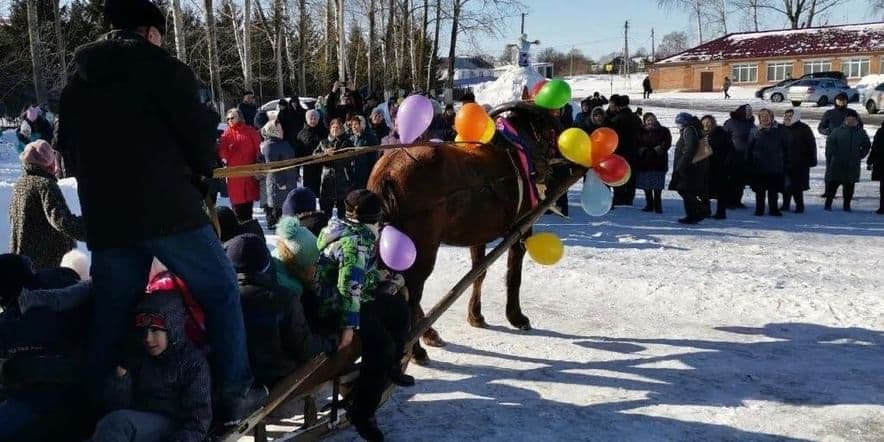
[467,244,488,328]
[505,230,532,331]
[404,241,443,366]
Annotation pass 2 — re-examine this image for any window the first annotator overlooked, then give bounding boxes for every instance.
[875,83,884,92]
[842,58,870,78]
[803,60,832,75]
[731,63,758,83]
[767,62,793,82]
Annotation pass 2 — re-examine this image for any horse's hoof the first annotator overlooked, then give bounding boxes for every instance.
[422,335,447,348]
[517,322,532,331]
[508,315,532,331]
[468,316,488,328]
[411,351,430,366]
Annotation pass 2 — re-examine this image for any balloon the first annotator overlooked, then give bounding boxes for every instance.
[525,232,564,266]
[455,134,477,148]
[479,117,495,143]
[455,103,490,141]
[589,127,619,164]
[534,79,572,110]
[596,154,630,186]
[557,128,592,167]
[397,95,435,143]
[608,167,632,187]
[379,225,417,271]
[529,80,548,98]
[581,170,613,217]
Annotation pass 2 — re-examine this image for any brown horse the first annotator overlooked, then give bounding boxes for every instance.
[367,101,563,364]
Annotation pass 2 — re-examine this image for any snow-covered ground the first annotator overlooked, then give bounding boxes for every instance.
[2,104,882,441]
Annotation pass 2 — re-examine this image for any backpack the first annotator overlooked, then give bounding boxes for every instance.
[144,272,208,352]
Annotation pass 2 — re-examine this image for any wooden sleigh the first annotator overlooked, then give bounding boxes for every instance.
[212,143,584,442]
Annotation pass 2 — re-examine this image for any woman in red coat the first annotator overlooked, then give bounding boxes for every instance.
[219,109,262,221]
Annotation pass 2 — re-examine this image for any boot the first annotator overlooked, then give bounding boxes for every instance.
[348,410,384,442]
[755,192,766,216]
[794,192,805,214]
[843,198,852,212]
[713,202,727,220]
[768,191,783,216]
[390,368,415,387]
[653,190,663,213]
[642,190,654,212]
[781,193,791,212]
[824,197,833,211]
[221,384,270,426]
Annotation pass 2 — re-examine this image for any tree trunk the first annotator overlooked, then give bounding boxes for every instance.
[445,0,460,91]
[694,0,703,43]
[26,0,46,104]
[752,1,759,32]
[53,0,67,87]
[282,0,297,89]
[243,0,254,90]
[299,0,307,95]
[337,0,345,83]
[171,0,187,62]
[425,0,440,93]
[719,0,727,34]
[385,0,395,91]
[368,0,376,92]
[407,0,418,91]
[204,0,224,109]
[418,0,428,91]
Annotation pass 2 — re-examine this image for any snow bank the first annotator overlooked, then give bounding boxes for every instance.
[473,66,546,107]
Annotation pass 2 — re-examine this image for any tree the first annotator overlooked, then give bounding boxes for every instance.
[203,0,224,107]
[26,0,46,104]
[170,0,187,62]
[426,0,441,91]
[656,31,689,59]
[658,0,705,43]
[52,0,67,87]
[761,0,849,29]
[734,0,768,31]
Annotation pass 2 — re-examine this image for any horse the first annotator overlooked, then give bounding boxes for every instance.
[367,101,564,364]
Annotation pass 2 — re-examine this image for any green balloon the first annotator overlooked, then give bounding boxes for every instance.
[534,79,572,109]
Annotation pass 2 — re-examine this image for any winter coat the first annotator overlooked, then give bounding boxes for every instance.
[723,110,756,174]
[315,136,356,202]
[669,125,709,193]
[237,271,322,385]
[314,218,380,329]
[56,31,218,250]
[351,130,380,189]
[706,126,735,198]
[9,164,85,269]
[238,102,258,129]
[219,124,262,204]
[642,77,652,92]
[327,87,364,122]
[103,292,212,442]
[298,211,329,237]
[818,106,862,136]
[825,125,871,184]
[261,137,298,208]
[609,108,643,165]
[723,78,732,91]
[15,116,53,154]
[636,123,672,172]
[870,126,884,182]
[784,121,818,191]
[748,123,791,176]
[370,121,390,141]
[587,96,608,110]
[298,124,329,196]
[277,103,306,149]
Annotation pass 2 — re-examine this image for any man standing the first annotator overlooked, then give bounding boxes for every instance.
[818,93,861,199]
[723,77,732,99]
[55,0,265,423]
[608,95,642,206]
[239,91,259,128]
[825,109,871,212]
[642,76,652,99]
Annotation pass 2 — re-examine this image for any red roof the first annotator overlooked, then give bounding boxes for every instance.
[656,22,884,65]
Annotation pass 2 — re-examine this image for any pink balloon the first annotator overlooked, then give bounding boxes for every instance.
[396,95,434,143]
[379,225,417,271]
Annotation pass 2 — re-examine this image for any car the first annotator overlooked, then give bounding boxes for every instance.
[258,96,317,120]
[864,82,884,114]
[755,72,848,100]
[787,78,858,107]
[761,80,798,102]
[755,78,797,99]
[799,71,847,82]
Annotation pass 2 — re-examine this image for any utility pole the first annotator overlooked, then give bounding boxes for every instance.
[651,28,655,62]
[622,20,630,78]
[521,12,525,34]
[569,45,574,77]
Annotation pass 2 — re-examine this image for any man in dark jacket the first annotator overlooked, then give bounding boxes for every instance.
[587,91,608,110]
[723,104,756,208]
[825,109,871,212]
[818,93,861,199]
[870,122,884,214]
[670,113,710,224]
[239,92,259,129]
[781,109,817,213]
[299,109,328,197]
[747,109,791,216]
[642,77,652,99]
[54,0,264,422]
[608,95,642,206]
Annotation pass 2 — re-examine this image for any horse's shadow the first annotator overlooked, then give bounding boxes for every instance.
[325,322,883,441]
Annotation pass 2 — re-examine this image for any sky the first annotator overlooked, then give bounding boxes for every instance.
[469,0,875,60]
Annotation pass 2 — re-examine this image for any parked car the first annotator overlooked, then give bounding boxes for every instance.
[864,82,884,114]
[760,79,798,102]
[788,78,858,107]
[755,78,797,100]
[799,71,847,82]
[259,96,317,120]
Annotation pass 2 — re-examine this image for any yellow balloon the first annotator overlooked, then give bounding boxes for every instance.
[455,134,476,149]
[479,117,496,143]
[525,232,564,266]
[557,128,592,167]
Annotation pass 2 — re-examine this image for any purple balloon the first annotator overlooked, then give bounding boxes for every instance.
[396,95,434,144]
[379,225,417,271]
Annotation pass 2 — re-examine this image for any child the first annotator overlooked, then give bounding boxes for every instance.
[92,293,211,442]
[9,140,85,269]
[314,189,412,441]
[281,187,328,236]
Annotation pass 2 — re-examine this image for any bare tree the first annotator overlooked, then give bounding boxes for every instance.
[656,31,690,59]
[368,0,376,91]
[299,0,307,95]
[26,0,46,103]
[426,0,441,92]
[734,0,768,31]
[658,0,705,43]
[170,0,187,62]
[873,0,884,17]
[761,0,849,29]
[708,0,728,35]
[203,0,224,108]
[445,0,462,91]
[243,0,254,89]
[53,0,67,86]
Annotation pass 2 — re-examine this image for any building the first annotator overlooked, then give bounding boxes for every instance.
[439,57,497,87]
[649,22,884,91]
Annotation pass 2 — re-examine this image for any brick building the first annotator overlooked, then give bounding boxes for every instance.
[648,23,884,92]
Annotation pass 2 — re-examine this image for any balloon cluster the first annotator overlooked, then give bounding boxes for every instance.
[454,103,495,147]
[557,125,628,219]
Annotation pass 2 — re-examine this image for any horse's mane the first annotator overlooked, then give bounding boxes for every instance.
[488,100,562,183]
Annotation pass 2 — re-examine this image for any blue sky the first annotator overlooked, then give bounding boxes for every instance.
[471,0,874,60]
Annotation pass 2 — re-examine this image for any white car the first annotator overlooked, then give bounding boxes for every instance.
[762,80,798,103]
[864,82,884,114]
[788,79,859,107]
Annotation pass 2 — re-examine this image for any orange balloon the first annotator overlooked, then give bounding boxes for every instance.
[590,127,619,165]
[455,134,478,149]
[455,103,490,142]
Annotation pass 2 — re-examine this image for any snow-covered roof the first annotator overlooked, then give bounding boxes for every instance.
[439,57,495,70]
[655,22,884,65]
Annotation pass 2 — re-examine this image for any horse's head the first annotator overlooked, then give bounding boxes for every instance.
[490,101,563,184]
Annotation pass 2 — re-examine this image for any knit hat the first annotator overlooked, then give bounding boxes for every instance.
[282,187,317,217]
[225,233,272,274]
[344,189,383,224]
[0,254,35,308]
[612,95,630,107]
[276,216,320,269]
[104,0,167,35]
[216,206,240,242]
[675,112,693,127]
[591,107,605,118]
[20,140,57,175]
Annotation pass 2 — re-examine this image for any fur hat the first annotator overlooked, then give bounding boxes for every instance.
[276,216,319,269]
[282,187,317,217]
[225,233,271,274]
[344,189,383,224]
[675,112,694,127]
[104,0,167,35]
[20,140,57,175]
[60,249,91,282]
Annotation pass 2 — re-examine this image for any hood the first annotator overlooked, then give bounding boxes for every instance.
[135,291,187,349]
[730,104,754,123]
[73,31,169,86]
[317,217,373,251]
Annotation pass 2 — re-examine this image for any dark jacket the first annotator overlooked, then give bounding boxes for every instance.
[669,125,709,193]
[587,95,608,110]
[706,126,735,197]
[784,121,818,191]
[370,120,390,141]
[239,102,259,129]
[9,164,85,269]
[748,123,791,176]
[327,87,364,122]
[104,292,211,442]
[298,124,328,196]
[351,130,380,189]
[825,125,871,183]
[723,106,755,157]
[609,108,642,164]
[277,101,306,148]
[315,136,355,202]
[15,116,54,153]
[237,272,323,386]
[637,123,672,172]
[642,77,652,92]
[56,31,217,250]
[260,137,299,208]
[818,106,862,136]
[871,126,884,182]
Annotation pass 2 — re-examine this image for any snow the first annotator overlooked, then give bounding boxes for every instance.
[2,106,882,441]
[473,66,547,107]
